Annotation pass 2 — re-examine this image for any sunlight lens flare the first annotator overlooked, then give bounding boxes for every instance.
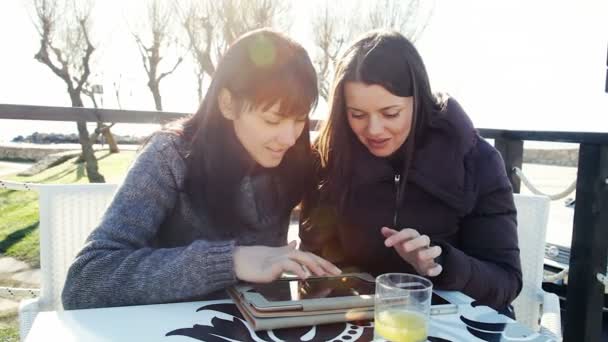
[248,35,276,68]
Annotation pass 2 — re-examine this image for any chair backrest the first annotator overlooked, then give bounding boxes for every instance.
[511,193,551,332]
[37,183,117,311]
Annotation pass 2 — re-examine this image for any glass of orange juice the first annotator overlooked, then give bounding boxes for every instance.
[374,273,432,342]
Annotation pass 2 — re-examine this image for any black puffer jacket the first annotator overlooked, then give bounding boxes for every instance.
[301,99,522,311]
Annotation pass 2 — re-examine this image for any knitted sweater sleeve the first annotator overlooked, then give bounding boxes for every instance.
[62,134,236,310]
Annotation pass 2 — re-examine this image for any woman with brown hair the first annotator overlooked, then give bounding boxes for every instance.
[301,30,521,313]
[62,29,340,310]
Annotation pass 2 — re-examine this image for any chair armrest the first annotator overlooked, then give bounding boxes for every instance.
[539,290,562,341]
[19,298,40,342]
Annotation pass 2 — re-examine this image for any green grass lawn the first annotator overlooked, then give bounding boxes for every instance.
[0,150,136,267]
[0,311,19,342]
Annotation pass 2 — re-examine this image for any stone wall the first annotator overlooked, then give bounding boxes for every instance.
[0,143,139,162]
[0,143,80,162]
[0,143,580,166]
[523,148,579,167]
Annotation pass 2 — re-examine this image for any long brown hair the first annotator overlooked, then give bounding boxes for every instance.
[166,29,318,230]
[316,30,445,212]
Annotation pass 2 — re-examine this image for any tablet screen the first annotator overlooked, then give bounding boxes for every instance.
[250,276,451,305]
[251,276,374,301]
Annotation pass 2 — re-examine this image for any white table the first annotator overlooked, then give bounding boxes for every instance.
[26,291,553,341]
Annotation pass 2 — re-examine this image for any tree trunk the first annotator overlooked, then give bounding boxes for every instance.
[76,120,105,183]
[102,128,120,153]
[149,81,163,111]
[90,123,120,154]
[70,91,105,183]
[197,74,204,104]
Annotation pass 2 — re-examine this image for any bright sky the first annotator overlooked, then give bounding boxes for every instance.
[417,0,608,133]
[0,0,607,141]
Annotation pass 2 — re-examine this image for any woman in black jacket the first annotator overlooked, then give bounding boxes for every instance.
[301,30,522,311]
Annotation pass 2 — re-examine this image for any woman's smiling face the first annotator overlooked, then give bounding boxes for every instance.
[345,82,414,157]
[231,101,307,168]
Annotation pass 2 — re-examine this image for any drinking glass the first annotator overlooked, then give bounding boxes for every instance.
[374,273,432,342]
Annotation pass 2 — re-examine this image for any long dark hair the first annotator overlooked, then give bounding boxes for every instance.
[316,30,446,211]
[165,29,318,230]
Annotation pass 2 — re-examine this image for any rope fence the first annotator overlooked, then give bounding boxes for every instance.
[512,167,577,201]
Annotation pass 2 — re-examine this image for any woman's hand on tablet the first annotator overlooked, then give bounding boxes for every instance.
[381,227,443,277]
[233,241,342,283]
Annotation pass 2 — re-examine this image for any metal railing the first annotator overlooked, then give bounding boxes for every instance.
[1,103,607,342]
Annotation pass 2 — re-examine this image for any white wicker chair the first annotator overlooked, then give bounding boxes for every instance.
[0,181,117,341]
[512,193,562,340]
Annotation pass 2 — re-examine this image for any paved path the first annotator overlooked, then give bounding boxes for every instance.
[0,256,40,314]
[0,161,32,176]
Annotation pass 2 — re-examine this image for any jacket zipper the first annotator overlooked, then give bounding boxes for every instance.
[393,174,401,227]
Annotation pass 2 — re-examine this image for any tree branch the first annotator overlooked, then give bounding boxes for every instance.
[133,33,151,75]
[157,56,183,82]
[34,24,71,86]
[75,18,95,93]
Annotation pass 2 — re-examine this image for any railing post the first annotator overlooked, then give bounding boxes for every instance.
[564,144,608,342]
[494,137,523,193]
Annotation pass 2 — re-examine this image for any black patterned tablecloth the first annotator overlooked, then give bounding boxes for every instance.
[166,299,553,342]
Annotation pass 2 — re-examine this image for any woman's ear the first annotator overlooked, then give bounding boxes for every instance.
[218,88,235,120]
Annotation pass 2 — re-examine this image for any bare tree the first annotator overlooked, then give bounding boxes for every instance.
[310,0,364,101]
[133,0,183,111]
[178,0,291,102]
[215,0,291,51]
[363,0,433,43]
[32,0,105,182]
[311,1,357,100]
[179,0,215,103]
[311,0,434,101]
[112,75,127,110]
[82,83,119,153]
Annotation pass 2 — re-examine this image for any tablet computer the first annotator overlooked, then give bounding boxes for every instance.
[230,273,375,313]
[253,274,375,301]
[230,273,453,313]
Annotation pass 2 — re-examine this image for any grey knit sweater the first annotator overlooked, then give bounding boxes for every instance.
[61,133,292,310]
